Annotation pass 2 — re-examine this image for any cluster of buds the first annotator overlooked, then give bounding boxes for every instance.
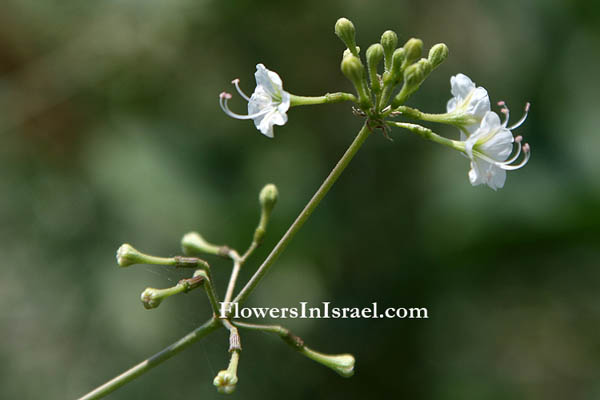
[335,18,448,113]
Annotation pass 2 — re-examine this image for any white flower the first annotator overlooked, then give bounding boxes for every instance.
[464,102,530,190]
[446,73,491,138]
[219,64,290,138]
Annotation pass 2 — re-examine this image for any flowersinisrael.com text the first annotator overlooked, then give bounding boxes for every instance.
[219,302,429,319]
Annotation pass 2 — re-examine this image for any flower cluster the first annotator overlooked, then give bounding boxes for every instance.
[218,17,531,191]
[446,74,530,190]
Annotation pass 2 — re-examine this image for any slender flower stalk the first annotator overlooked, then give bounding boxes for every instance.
[234,321,355,377]
[231,122,371,307]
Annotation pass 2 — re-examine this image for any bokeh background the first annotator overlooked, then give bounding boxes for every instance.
[1,0,599,399]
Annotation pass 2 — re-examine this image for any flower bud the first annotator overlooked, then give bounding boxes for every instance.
[366,43,384,71]
[404,62,425,87]
[380,30,398,70]
[366,44,384,92]
[213,350,240,394]
[391,63,425,108]
[341,54,370,107]
[428,43,449,69]
[259,183,278,215]
[402,38,423,67]
[389,47,406,82]
[301,347,356,378]
[140,288,163,309]
[181,232,226,257]
[334,18,357,56]
[213,370,237,394]
[417,58,432,76]
[116,244,154,267]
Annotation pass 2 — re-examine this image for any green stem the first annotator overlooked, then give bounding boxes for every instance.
[231,122,371,307]
[290,92,356,107]
[77,318,220,400]
[387,121,465,151]
[234,321,354,377]
[393,105,478,127]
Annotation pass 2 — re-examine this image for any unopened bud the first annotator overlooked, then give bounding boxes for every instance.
[334,18,357,56]
[116,243,141,267]
[181,232,226,257]
[213,350,240,394]
[140,288,163,309]
[428,43,449,69]
[301,348,356,378]
[402,38,423,67]
[391,63,425,107]
[389,48,406,82]
[259,183,278,215]
[417,58,432,76]
[366,44,384,70]
[366,44,384,92]
[403,63,425,87]
[341,55,370,107]
[380,30,398,70]
[213,370,237,394]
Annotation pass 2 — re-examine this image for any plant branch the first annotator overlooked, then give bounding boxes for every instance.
[231,122,371,308]
[77,318,220,400]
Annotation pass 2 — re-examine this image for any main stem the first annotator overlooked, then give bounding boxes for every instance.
[78,318,220,400]
[232,122,371,306]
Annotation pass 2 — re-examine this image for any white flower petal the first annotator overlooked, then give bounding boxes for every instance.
[255,63,284,99]
[446,97,458,114]
[450,73,475,99]
[480,127,513,161]
[468,87,491,119]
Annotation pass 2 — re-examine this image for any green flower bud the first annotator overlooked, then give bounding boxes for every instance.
[391,63,425,108]
[366,43,384,92]
[402,38,423,67]
[334,18,357,56]
[404,62,424,87]
[428,43,449,69]
[116,243,142,267]
[341,54,370,107]
[259,183,278,215]
[417,58,432,76]
[181,232,224,257]
[116,243,173,267]
[380,30,398,71]
[389,47,406,82]
[213,370,237,394]
[254,184,278,244]
[213,350,240,394]
[301,348,356,378]
[140,288,163,309]
[366,43,384,70]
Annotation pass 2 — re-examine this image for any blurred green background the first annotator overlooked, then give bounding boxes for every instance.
[1,0,599,399]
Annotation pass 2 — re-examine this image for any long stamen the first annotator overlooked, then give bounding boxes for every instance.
[501,135,523,165]
[498,100,510,127]
[507,102,530,130]
[219,92,271,120]
[232,79,251,101]
[472,141,530,170]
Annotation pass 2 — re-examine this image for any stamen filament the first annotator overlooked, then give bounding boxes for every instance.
[219,93,271,120]
[232,79,251,101]
[508,102,530,130]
